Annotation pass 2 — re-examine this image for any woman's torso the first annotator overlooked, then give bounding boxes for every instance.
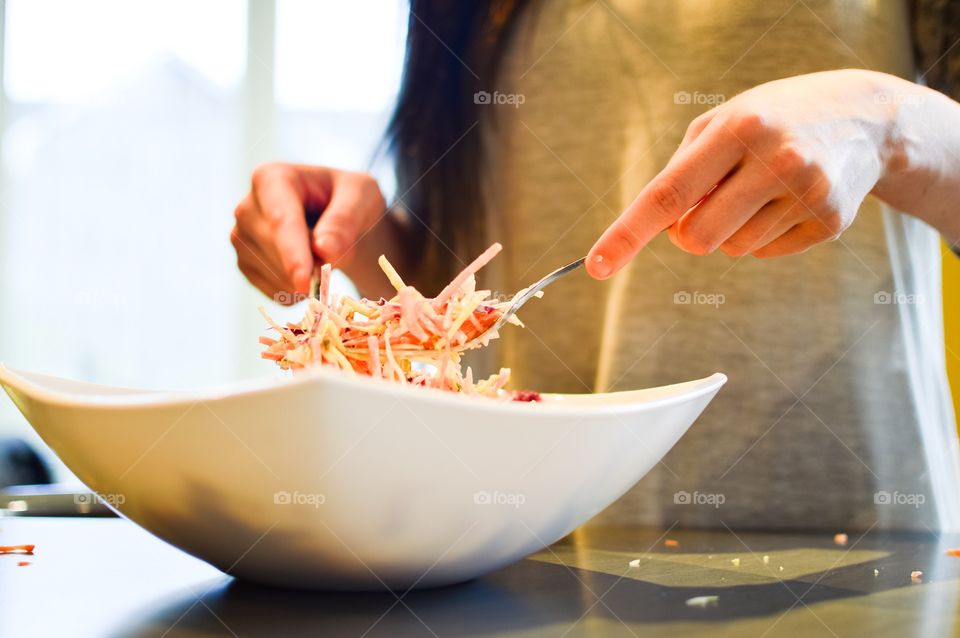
[478,0,960,531]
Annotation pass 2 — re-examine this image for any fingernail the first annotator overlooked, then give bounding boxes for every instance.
[591,254,612,279]
[315,234,343,260]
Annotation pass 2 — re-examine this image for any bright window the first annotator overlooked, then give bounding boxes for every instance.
[4,0,247,101]
[275,0,406,112]
[0,0,408,482]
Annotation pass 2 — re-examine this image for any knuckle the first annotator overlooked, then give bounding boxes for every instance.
[357,173,386,209]
[250,163,273,190]
[229,227,241,249]
[801,178,831,207]
[769,144,808,181]
[818,213,845,237]
[236,257,254,278]
[795,164,828,194]
[233,201,250,224]
[692,109,713,127]
[685,111,711,137]
[720,237,751,257]
[676,228,715,256]
[357,172,378,190]
[251,162,291,191]
[727,110,767,142]
[262,205,287,228]
[319,213,357,243]
[612,222,642,257]
[647,178,688,220]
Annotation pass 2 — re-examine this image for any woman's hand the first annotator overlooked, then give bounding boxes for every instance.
[586,69,940,279]
[231,163,386,301]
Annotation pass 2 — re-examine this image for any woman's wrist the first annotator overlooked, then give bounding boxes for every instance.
[869,71,960,244]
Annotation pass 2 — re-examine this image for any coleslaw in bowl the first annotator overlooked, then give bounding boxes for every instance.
[260,242,541,399]
[0,243,727,589]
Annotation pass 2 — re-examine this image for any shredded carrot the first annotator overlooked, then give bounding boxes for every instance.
[17,561,30,567]
[833,533,848,547]
[945,549,960,557]
[433,243,502,307]
[664,539,679,547]
[0,544,34,555]
[259,243,536,398]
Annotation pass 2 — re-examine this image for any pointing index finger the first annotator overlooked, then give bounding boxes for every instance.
[587,124,743,278]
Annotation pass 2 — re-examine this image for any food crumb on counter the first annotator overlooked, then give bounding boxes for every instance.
[911,570,923,583]
[685,595,719,608]
[628,559,641,568]
[730,558,740,566]
[664,539,679,548]
[873,568,880,577]
[778,566,784,572]
[762,555,770,564]
[833,533,848,546]
[17,561,30,567]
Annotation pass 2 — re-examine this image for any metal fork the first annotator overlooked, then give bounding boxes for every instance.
[308,255,586,345]
[473,256,586,342]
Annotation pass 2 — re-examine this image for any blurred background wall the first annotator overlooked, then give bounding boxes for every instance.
[0,1,957,482]
[0,0,406,480]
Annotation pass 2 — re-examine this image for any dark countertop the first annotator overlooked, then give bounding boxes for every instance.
[2,517,960,637]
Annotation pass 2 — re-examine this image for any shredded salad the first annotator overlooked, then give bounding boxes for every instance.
[259,243,541,400]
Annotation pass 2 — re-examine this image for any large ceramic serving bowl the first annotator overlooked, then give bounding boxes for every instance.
[0,363,725,590]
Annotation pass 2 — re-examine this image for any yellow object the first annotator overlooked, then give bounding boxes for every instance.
[945,242,960,424]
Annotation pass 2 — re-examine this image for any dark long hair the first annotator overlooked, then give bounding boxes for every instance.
[386,0,532,289]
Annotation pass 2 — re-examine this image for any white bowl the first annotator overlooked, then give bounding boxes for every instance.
[0,363,725,590]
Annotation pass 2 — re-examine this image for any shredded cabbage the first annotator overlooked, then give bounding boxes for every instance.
[258,243,537,398]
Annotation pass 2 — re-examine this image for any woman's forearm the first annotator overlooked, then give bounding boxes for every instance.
[871,73,960,246]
